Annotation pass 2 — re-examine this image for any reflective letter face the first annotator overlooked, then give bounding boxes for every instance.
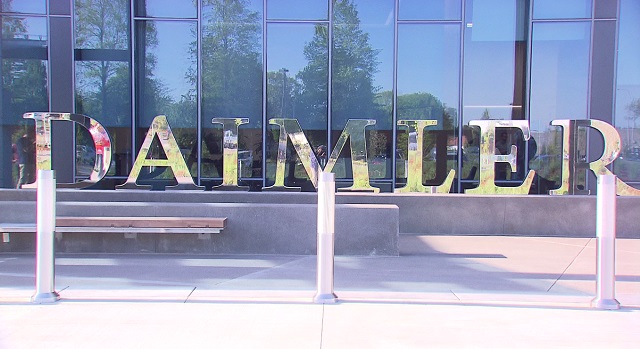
[551,119,640,196]
[263,118,320,191]
[394,120,455,193]
[22,112,112,189]
[465,120,535,195]
[20,111,640,195]
[116,115,202,190]
[212,118,249,190]
[264,118,378,192]
[324,119,379,193]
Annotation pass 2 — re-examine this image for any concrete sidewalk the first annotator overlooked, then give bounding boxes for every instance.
[1,236,639,348]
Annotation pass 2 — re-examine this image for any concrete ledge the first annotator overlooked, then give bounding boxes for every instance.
[2,190,640,237]
[0,201,399,256]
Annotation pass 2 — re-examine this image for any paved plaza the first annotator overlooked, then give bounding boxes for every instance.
[1,235,639,348]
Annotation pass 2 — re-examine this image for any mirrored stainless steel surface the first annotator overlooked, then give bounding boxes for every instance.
[212,118,249,190]
[465,120,534,195]
[117,115,202,190]
[395,120,455,193]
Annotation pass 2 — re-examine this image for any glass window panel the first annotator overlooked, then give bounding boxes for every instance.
[399,0,462,21]
[75,0,131,178]
[533,0,592,19]
[201,0,263,182]
[266,22,328,187]
[135,0,197,19]
[1,15,48,188]
[76,0,130,50]
[331,0,394,182]
[397,23,460,185]
[529,22,590,189]
[614,0,640,183]
[267,0,328,20]
[0,0,46,14]
[463,0,528,121]
[462,0,529,187]
[135,20,197,184]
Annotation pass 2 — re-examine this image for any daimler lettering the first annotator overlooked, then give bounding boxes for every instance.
[21,112,640,196]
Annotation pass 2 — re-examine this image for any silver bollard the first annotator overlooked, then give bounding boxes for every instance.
[591,174,619,310]
[31,170,60,304]
[314,172,337,304]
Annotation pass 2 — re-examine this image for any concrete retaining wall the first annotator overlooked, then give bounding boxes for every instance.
[1,188,638,255]
[4,189,637,237]
[0,199,399,256]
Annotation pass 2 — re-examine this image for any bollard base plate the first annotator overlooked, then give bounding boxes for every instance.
[313,293,338,304]
[591,298,620,310]
[31,292,60,304]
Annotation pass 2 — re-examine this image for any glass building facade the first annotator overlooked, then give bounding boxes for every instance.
[0,0,638,193]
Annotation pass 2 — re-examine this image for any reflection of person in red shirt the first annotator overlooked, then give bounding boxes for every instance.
[88,123,111,174]
[89,124,110,155]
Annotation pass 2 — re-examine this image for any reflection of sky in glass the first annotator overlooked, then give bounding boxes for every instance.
[533,0,591,19]
[529,22,590,131]
[398,0,461,20]
[151,21,196,100]
[203,0,263,15]
[267,1,393,91]
[350,0,394,92]
[397,24,459,107]
[468,0,517,42]
[615,0,640,128]
[1,0,46,14]
[267,23,316,76]
[463,0,521,121]
[267,0,328,20]
[137,0,196,18]
[1,16,47,39]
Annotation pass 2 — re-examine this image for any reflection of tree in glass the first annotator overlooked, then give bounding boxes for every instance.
[198,0,262,176]
[1,17,48,122]
[267,69,302,120]
[330,0,380,130]
[396,92,455,128]
[395,91,455,152]
[1,9,48,187]
[295,0,381,130]
[627,98,640,137]
[293,24,328,130]
[75,0,130,126]
[199,0,262,122]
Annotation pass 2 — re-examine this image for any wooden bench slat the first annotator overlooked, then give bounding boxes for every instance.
[55,217,226,229]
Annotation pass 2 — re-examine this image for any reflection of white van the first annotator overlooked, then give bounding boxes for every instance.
[75,145,96,177]
[238,150,253,177]
[75,145,96,164]
[429,145,466,160]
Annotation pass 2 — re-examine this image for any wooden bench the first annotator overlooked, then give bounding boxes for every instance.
[1,216,227,242]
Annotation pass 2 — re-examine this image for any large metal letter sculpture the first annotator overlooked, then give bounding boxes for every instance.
[395,120,455,193]
[22,112,112,189]
[465,120,535,194]
[117,115,202,190]
[211,118,249,190]
[323,119,379,193]
[265,118,378,192]
[551,119,640,196]
[549,120,587,195]
[263,119,320,191]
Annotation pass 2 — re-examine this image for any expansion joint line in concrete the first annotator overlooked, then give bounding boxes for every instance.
[450,290,461,301]
[184,287,196,303]
[319,305,326,349]
[546,238,593,292]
